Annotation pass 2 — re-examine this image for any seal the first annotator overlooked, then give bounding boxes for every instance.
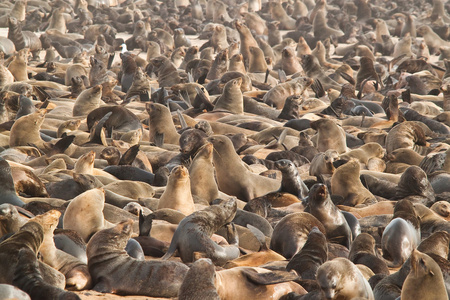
[0,159,24,206]
[161,197,240,266]
[274,159,309,199]
[157,165,195,216]
[213,77,244,114]
[31,210,92,290]
[146,102,180,145]
[401,249,448,300]
[339,142,385,165]
[178,258,220,300]
[8,48,28,82]
[72,85,103,117]
[385,121,429,155]
[286,226,328,280]
[87,219,189,297]
[86,106,142,138]
[0,220,66,289]
[381,200,421,267]
[310,118,347,154]
[348,233,390,275]
[306,183,352,248]
[395,166,435,206]
[9,110,46,149]
[189,142,219,204]
[0,203,27,236]
[234,20,259,66]
[263,77,313,109]
[316,257,375,300]
[269,212,326,259]
[207,135,280,202]
[62,188,110,242]
[331,159,377,206]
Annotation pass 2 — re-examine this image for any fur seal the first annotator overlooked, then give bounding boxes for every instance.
[275,159,309,199]
[207,135,280,201]
[146,102,180,145]
[317,257,374,300]
[348,233,389,276]
[87,219,188,297]
[286,226,328,280]
[213,77,244,114]
[178,258,220,300]
[331,159,377,206]
[306,183,352,248]
[72,85,103,117]
[10,110,46,149]
[310,118,347,154]
[0,159,24,206]
[270,212,326,259]
[382,200,421,268]
[157,165,195,216]
[263,77,313,109]
[189,143,219,204]
[401,249,448,300]
[162,197,240,266]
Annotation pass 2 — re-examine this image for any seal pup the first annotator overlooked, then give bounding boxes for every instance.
[331,159,377,206]
[207,135,280,202]
[381,200,421,268]
[274,159,309,199]
[286,226,328,280]
[157,165,195,216]
[401,249,448,300]
[306,183,352,248]
[87,219,189,297]
[162,197,240,266]
[317,257,375,300]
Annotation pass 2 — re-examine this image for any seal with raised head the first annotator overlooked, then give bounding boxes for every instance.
[306,183,352,248]
[146,102,180,145]
[161,197,240,266]
[401,249,448,300]
[274,159,309,199]
[213,77,244,114]
[0,159,25,206]
[72,85,103,117]
[207,135,280,202]
[189,142,219,204]
[157,165,195,216]
[310,118,347,154]
[9,110,46,149]
[317,257,375,300]
[87,219,189,297]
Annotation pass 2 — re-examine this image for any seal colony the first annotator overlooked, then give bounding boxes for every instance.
[2,0,450,299]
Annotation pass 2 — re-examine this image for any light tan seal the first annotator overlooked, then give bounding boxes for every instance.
[310,118,348,154]
[146,102,180,145]
[213,77,244,114]
[10,110,46,149]
[72,85,103,117]
[189,142,219,204]
[157,165,195,216]
[207,135,280,201]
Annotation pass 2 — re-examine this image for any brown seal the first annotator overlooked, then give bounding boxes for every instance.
[162,198,240,266]
[0,159,25,207]
[268,1,296,29]
[401,249,448,300]
[356,56,381,90]
[263,77,313,109]
[213,77,244,114]
[306,183,352,248]
[286,226,328,279]
[146,102,180,145]
[234,20,259,66]
[207,135,280,201]
[348,233,390,275]
[72,85,103,117]
[385,121,430,155]
[269,212,326,259]
[331,159,377,206]
[178,258,220,300]
[8,48,28,82]
[9,110,46,149]
[87,219,189,297]
[157,165,195,216]
[317,258,374,300]
[310,118,348,154]
[189,143,219,204]
[31,210,92,290]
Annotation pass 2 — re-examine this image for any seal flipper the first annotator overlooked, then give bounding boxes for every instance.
[118,144,140,166]
[45,135,76,156]
[241,269,299,285]
[155,132,165,148]
[138,210,155,237]
[247,224,268,251]
[311,79,325,98]
[87,112,112,146]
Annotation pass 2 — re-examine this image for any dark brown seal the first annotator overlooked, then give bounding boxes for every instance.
[87,219,188,297]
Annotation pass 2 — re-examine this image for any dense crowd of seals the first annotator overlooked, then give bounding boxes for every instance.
[2,0,450,299]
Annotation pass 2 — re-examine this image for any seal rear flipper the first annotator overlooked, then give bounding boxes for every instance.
[241,269,300,285]
[45,135,76,156]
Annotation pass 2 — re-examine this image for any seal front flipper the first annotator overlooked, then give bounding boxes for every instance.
[241,269,299,285]
[155,132,164,148]
[247,224,268,251]
[118,144,139,166]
